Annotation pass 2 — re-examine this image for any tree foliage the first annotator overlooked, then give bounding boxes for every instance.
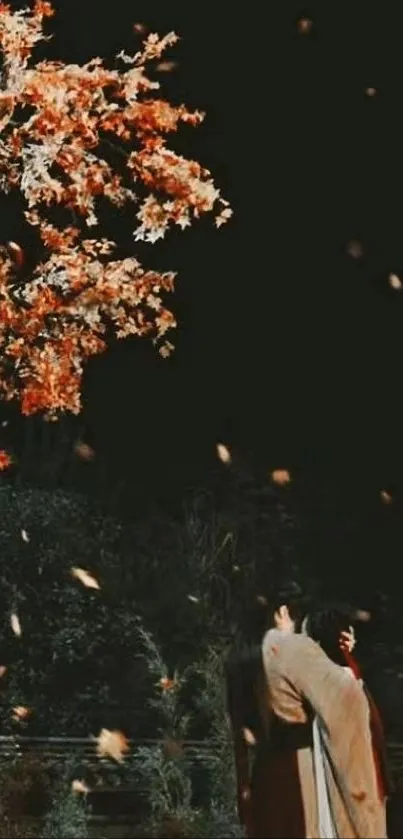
[0,469,298,736]
[0,1,231,418]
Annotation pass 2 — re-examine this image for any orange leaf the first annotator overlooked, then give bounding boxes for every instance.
[12,705,32,721]
[242,727,257,746]
[365,87,377,97]
[0,450,12,471]
[7,241,24,269]
[0,666,7,678]
[380,490,393,504]
[159,676,176,691]
[74,441,95,461]
[71,567,100,590]
[271,469,291,486]
[96,729,129,763]
[72,779,90,794]
[297,18,313,34]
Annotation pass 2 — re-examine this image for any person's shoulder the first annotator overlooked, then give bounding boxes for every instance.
[289,633,344,662]
[262,631,330,671]
[291,633,319,651]
[262,629,316,648]
[262,629,317,657]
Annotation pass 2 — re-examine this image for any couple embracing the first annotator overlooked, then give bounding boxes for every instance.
[227,584,390,838]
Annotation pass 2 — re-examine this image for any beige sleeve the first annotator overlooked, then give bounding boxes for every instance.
[282,636,365,722]
[284,635,379,810]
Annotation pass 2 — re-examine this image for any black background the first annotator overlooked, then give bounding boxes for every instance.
[7,1,403,496]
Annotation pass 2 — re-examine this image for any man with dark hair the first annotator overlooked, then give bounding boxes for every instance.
[227,585,387,838]
[304,601,356,666]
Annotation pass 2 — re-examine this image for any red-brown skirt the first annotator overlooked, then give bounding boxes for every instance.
[248,748,306,839]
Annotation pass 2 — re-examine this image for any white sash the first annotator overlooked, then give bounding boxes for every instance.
[313,716,338,839]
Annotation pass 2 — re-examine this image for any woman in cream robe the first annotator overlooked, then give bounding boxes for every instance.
[249,628,387,838]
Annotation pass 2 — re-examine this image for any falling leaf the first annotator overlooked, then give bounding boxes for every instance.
[72,779,90,794]
[161,815,188,836]
[0,449,12,471]
[74,441,95,461]
[365,87,377,97]
[232,564,240,572]
[12,706,32,721]
[355,609,371,622]
[133,22,147,34]
[215,206,233,228]
[159,676,176,691]
[380,490,393,504]
[242,727,257,746]
[389,273,402,291]
[96,728,129,763]
[156,61,177,72]
[256,595,268,606]
[346,240,363,259]
[271,469,291,486]
[71,567,100,590]
[220,531,233,550]
[0,666,7,678]
[187,594,199,603]
[0,94,14,133]
[10,613,22,637]
[159,341,174,359]
[21,529,29,543]
[297,18,313,34]
[7,241,24,269]
[163,736,185,759]
[217,443,231,464]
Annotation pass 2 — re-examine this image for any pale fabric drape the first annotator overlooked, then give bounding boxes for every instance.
[313,715,338,838]
[312,664,358,838]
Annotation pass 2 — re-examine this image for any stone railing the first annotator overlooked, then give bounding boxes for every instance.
[1,736,403,838]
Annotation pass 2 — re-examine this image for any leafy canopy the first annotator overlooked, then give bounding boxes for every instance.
[0,1,231,418]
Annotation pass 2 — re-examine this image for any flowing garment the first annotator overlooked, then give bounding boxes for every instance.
[312,714,337,838]
[247,629,387,838]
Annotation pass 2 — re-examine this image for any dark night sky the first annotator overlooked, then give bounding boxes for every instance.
[15,2,403,492]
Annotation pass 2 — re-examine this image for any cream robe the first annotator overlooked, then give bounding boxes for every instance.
[257,628,387,838]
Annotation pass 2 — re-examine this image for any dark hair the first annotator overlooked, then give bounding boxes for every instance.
[305,603,355,666]
[266,581,308,629]
[226,640,264,739]
[243,581,309,643]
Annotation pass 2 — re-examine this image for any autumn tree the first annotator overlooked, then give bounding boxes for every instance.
[0,1,231,419]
